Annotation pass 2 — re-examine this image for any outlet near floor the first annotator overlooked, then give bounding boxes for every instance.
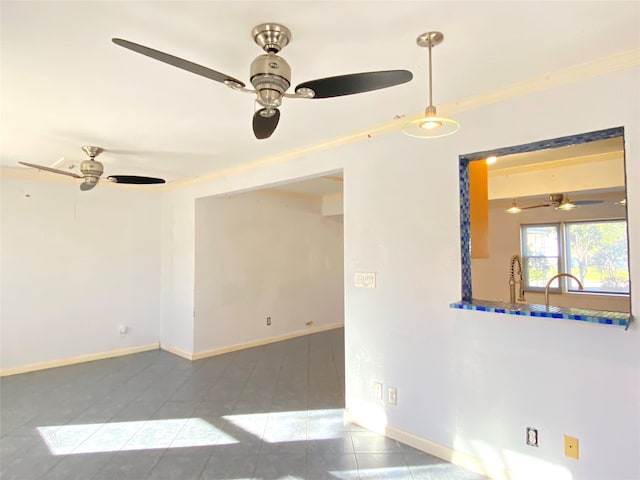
[373,382,383,400]
[388,386,397,405]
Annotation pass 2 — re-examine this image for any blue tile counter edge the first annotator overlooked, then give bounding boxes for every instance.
[449,299,632,329]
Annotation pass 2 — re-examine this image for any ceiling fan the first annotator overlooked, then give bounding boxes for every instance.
[18,146,166,191]
[112,23,413,139]
[520,193,604,211]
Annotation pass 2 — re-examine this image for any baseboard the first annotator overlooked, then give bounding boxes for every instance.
[0,343,160,377]
[163,345,194,361]
[189,322,344,361]
[345,408,510,480]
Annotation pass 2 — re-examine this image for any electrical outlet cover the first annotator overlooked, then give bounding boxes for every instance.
[526,427,538,447]
[373,382,383,399]
[388,387,397,405]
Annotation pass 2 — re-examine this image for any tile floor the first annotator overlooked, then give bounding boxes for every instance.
[0,328,487,479]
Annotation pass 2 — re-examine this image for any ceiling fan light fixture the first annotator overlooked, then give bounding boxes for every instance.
[403,31,459,139]
[556,197,577,210]
[505,200,522,214]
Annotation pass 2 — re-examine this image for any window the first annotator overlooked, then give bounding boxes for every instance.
[521,220,629,294]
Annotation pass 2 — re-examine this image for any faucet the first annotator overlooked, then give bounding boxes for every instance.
[544,273,583,309]
[508,254,526,303]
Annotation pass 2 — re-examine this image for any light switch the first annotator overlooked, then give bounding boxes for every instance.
[355,272,376,288]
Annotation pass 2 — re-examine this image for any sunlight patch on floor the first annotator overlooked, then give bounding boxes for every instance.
[224,408,348,443]
[37,417,237,455]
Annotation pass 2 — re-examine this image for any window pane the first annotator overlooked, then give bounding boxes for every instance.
[524,257,559,288]
[565,220,629,294]
[522,224,560,289]
[522,225,559,256]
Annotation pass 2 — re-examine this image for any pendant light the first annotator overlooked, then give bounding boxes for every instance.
[403,31,459,138]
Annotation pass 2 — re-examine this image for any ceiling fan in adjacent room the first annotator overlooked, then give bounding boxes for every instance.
[112,23,413,139]
[519,193,604,211]
[18,146,166,191]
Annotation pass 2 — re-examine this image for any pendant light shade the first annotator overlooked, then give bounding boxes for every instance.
[403,31,459,139]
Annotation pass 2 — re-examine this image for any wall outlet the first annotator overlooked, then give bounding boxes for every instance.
[388,386,397,405]
[564,435,579,459]
[118,325,128,335]
[306,321,313,327]
[373,382,383,400]
[526,427,538,447]
[266,316,271,326]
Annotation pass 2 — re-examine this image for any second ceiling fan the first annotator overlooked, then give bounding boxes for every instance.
[520,193,604,211]
[113,23,413,139]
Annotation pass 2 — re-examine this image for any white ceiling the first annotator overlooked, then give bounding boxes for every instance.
[2,1,639,185]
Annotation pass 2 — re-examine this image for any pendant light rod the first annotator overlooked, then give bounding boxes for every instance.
[428,38,433,107]
[403,31,459,139]
[416,31,443,110]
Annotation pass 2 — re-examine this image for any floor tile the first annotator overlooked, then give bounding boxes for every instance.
[351,431,403,453]
[200,454,258,479]
[91,450,164,480]
[147,450,210,479]
[0,329,487,480]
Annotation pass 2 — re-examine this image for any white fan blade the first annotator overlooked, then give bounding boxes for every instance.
[19,161,84,179]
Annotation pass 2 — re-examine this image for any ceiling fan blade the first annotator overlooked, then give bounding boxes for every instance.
[18,161,84,179]
[253,108,280,139]
[572,200,604,206]
[112,38,245,87]
[107,175,166,185]
[295,70,413,99]
[520,203,553,210]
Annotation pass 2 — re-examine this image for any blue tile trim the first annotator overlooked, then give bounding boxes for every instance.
[449,300,632,327]
[458,126,624,162]
[459,158,472,301]
[456,126,629,326]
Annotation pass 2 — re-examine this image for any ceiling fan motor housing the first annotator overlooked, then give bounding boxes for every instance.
[250,54,291,108]
[80,159,104,178]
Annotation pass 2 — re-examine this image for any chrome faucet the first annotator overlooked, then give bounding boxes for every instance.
[508,254,526,303]
[544,273,583,309]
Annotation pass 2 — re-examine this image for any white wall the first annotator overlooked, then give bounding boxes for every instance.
[342,69,640,480]
[160,66,640,480]
[193,190,344,353]
[473,191,630,312]
[0,175,162,370]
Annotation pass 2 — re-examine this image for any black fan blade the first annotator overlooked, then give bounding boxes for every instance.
[295,70,412,99]
[112,38,245,87]
[253,108,280,139]
[573,200,604,206]
[521,203,553,210]
[108,175,165,185]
